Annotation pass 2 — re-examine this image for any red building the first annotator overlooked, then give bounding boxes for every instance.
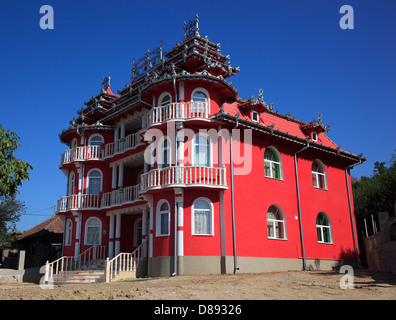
[55,16,365,277]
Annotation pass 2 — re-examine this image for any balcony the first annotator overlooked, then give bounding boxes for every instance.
[60,131,143,167]
[57,185,142,213]
[142,101,209,130]
[140,166,227,192]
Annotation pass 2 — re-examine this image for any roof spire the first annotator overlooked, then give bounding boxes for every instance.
[184,14,200,40]
[101,72,111,92]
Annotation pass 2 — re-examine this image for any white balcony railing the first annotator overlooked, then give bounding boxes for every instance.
[142,101,209,130]
[140,166,227,192]
[103,131,142,158]
[101,185,141,208]
[60,131,142,166]
[57,184,142,213]
[61,146,102,165]
[57,194,101,212]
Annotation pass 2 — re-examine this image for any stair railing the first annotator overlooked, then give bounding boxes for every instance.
[105,240,147,283]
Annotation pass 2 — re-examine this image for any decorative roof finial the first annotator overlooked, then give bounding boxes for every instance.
[101,72,111,92]
[184,14,200,40]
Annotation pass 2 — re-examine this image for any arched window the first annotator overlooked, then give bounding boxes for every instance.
[88,134,104,146]
[71,138,78,149]
[85,217,101,245]
[191,88,210,114]
[192,198,213,235]
[158,137,171,168]
[159,92,171,106]
[312,160,327,189]
[87,169,102,195]
[65,219,73,246]
[68,172,75,196]
[134,218,143,247]
[267,205,286,239]
[156,200,170,236]
[316,212,332,244]
[264,147,282,180]
[193,133,211,167]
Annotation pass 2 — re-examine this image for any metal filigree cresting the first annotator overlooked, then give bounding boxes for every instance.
[184,14,199,40]
[130,41,164,82]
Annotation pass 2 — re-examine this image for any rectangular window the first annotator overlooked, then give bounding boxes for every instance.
[160,213,169,235]
[252,111,259,122]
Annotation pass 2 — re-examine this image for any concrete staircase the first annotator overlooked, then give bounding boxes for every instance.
[53,270,106,284]
[52,259,106,284]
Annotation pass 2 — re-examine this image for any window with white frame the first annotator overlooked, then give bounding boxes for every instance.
[65,219,73,246]
[87,169,102,195]
[71,138,78,149]
[85,217,101,245]
[159,92,171,106]
[158,137,171,168]
[156,200,170,236]
[252,110,259,122]
[312,160,327,189]
[193,133,211,167]
[68,172,75,196]
[264,147,282,180]
[134,218,143,247]
[88,134,104,146]
[316,212,332,244]
[311,131,318,142]
[192,198,213,236]
[191,88,209,114]
[267,205,286,239]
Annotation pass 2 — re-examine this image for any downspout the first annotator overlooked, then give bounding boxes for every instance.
[172,74,178,277]
[230,117,240,273]
[294,141,310,271]
[345,159,362,267]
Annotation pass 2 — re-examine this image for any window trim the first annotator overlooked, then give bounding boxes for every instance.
[316,212,333,244]
[157,136,172,169]
[68,171,75,196]
[312,159,328,190]
[266,205,287,240]
[158,92,172,107]
[191,87,210,113]
[65,219,73,246]
[191,197,214,236]
[86,169,103,195]
[88,134,104,146]
[156,199,171,237]
[252,110,259,123]
[84,217,102,245]
[311,131,318,142]
[192,132,213,167]
[133,218,143,247]
[264,147,283,180]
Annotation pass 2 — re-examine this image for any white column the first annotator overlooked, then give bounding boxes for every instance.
[111,165,117,189]
[114,213,121,256]
[177,128,184,167]
[120,122,126,139]
[118,162,124,188]
[114,126,119,142]
[108,214,115,259]
[177,201,184,257]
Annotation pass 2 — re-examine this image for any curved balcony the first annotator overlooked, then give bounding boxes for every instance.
[142,101,209,130]
[57,185,142,213]
[140,166,227,192]
[61,146,102,165]
[60,131,143,167]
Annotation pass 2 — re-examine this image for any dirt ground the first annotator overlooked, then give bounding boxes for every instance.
[0,270,395,300]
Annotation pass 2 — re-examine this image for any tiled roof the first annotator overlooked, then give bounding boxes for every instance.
[18,215,64,240]
[220,101,359,160]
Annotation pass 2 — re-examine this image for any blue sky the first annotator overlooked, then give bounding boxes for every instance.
[1,0,395,231]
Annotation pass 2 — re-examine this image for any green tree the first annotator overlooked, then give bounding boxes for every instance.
[0,196,25,248]
[0,125,33,197]
[353,151,396,231]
